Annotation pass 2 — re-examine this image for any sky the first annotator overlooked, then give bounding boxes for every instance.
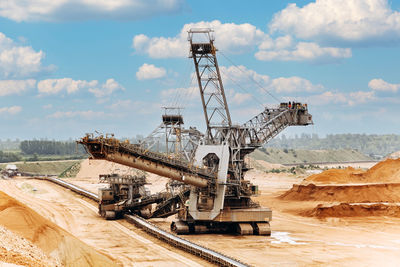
[0,0,400,140]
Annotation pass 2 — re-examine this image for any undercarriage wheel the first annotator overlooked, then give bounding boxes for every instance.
[194,224,208,234]
[139,208,152,218]
[236,223,255,235]
[104,211,116,220]
[255,222,271,236]
[171,221,190,234]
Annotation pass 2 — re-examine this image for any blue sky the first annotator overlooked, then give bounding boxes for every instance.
[0,0,400,140]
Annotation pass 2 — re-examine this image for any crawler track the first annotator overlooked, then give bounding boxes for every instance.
[36,176,249,267]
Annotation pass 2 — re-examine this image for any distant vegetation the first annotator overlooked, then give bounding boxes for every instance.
[266,134,400,157]
[0,151,22,163]
[20,140,85,155]
[1,133,400,163]
[0,139,20,151]
[251,148,372,165]
[0,139,86,163]
[0,160,82,175]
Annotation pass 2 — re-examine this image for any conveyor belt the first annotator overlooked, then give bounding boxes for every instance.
[37,176,249,267]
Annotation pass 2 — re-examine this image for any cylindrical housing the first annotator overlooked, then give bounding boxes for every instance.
[106,153,208,188]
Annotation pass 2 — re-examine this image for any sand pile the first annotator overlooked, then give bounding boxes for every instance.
[282,158,400,218]
[305,158,400,184]
[307,203,400,218]
[363,158,400,182]
[304,167,364,184]
[0,225,59,267]
[0,191,117,266]
[280,183,400,202]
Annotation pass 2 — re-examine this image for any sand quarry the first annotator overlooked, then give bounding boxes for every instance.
[1,158,400,266]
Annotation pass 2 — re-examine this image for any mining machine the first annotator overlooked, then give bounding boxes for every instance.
[78,29,313,235]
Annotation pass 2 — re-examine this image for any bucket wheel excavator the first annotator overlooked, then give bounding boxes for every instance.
[79,29,313,235]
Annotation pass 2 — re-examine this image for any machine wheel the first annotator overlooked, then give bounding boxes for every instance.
[104,211,116,220]
[194,224,208,234]
[255,222,271,236]
[171,221,190,234]
[236,223,254,235]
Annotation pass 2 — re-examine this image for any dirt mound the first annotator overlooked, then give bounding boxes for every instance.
[0,191,117,266]
[363,158,400,182]
[305,158,400,184]
[304,167,364,184]
[280,183,400,202]
[306,203,400,218]
[0,225,58,267]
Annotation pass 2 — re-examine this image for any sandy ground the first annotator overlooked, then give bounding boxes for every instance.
[70,161,400,266]
[3,158,400,266]
[0,178,208,267]
[0,224,58,267]
[0,188,115,267]
[150,170,400,266]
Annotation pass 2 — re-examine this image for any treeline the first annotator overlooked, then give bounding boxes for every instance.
[266,134,400,157]
[0,151,22,163]
[0,139,20,150]
[20,140,85,155]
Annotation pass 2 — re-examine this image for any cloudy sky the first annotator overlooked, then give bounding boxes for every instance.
[1,0,400,140]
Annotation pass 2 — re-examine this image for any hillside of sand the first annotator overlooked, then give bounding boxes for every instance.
[304,158,400,184]
[281,158,400,218]
[0,190,117,266]
[0,224,59,267]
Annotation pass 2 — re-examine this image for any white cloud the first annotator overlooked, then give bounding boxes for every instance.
[256,41,352,62]
[348,91,375,105]
[220,65,322,94]
[0,79,36,96]
[132,20,353,63]
[136,63,166,80]
[269,0,400,45]
[48,110,105,119]
[88,78,125,98]
[269,76,324,93]
[231,92,252,105]
[296,90,375,106]
[38,78,97,95]
[37,78,124,97]
[0,106,22,115]
[220,65,270,87]
[132,20,352,62]
[133,20,267,58]
[0,32,48,78]
[368,78,400,92]
[0,0,184,22]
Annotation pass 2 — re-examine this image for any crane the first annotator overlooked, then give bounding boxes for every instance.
[78,29,313,235]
